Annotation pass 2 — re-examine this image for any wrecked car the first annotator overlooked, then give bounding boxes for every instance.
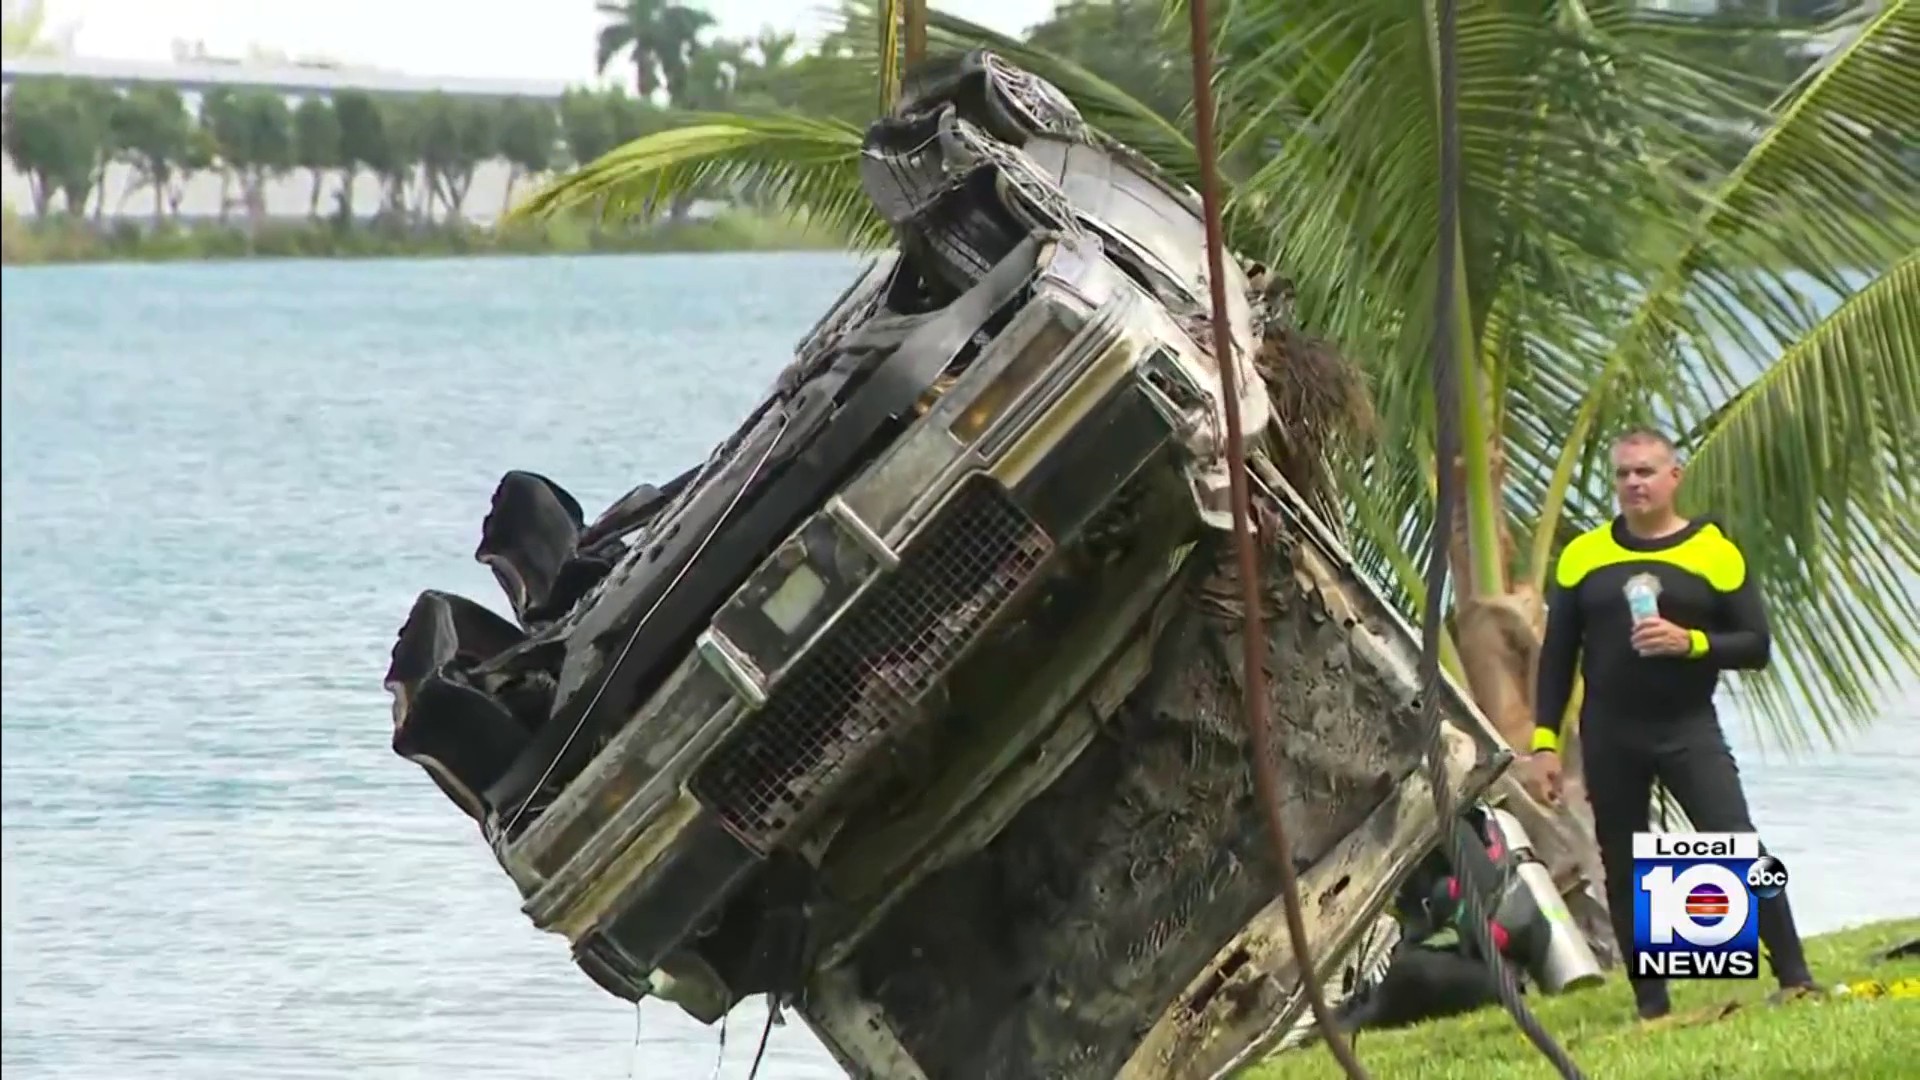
[382,51,1511,1080]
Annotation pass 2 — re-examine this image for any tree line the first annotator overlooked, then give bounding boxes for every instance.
[1,15,812,231]
[1,0,1842,236]
[0,0,1244,234]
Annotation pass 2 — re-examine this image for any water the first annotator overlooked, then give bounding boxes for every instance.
[2,255,1915,1079]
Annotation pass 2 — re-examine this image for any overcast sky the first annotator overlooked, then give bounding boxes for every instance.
[36,0,1044,84]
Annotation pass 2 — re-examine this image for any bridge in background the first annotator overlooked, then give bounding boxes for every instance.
[1,53,571,102]
[2,55,579,221]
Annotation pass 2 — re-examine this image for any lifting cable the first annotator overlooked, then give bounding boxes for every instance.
[1180,0,1371,1076]
[1180,0,1588,1077]
[1412,0,1586,1074]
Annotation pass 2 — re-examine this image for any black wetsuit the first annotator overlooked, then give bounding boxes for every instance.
[1532,515,1811,1014]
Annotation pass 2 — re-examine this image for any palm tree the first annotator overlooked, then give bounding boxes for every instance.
[754,28,798,70]
[516,0,1920,959]
[594,0,718,103]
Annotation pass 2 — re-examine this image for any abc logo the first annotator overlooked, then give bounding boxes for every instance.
[1641,863,1754,947]
[1747,854,1790,900]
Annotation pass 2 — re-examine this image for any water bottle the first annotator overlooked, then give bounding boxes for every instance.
[1624,572,1662,624]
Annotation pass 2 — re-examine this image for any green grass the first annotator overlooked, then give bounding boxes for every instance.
[1249,918,1920,1080]
[0,206,845,267]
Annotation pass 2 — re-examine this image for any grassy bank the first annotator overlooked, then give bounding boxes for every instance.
[1251,917,1920,1080]
[0,208,844,266]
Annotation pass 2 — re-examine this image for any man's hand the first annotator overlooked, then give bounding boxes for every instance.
[1526,750,1563,806]
[1631,617,1693,657]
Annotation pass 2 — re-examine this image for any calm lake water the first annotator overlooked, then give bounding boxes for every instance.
[3,254,1915,1079]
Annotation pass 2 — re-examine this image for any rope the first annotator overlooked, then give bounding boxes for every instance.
[708,1012,729,1080]
[1181,2,1372,1078]
[626,1001,644,1080]
[745,1000,779,1080]
[497,415,789,840]
[1414,0,1586,1075]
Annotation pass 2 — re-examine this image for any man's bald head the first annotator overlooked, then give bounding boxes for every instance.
[1613,427,1678,459]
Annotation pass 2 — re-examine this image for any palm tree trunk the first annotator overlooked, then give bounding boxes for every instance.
[904,0,927,66]
[1453,552,1617,964]
[1408,175,1618,962]
[878,0,902,112]
[448,172,472,222]
[1444,284,1616,963]
[383,174,405,222]
[416,168,434,224]
[339,165,357,222]
[243,171,265,248]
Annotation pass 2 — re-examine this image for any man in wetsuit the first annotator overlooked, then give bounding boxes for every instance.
[1525,428,1819,1021]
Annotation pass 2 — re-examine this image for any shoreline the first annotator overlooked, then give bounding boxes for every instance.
[0,209,847,268]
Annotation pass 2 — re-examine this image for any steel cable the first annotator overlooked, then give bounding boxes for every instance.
[1412,0,1587,1075]
[1179,0,1591,1075]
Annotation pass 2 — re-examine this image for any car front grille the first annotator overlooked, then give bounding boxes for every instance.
[691,475,1051,852]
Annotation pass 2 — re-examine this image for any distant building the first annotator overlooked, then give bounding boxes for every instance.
[1,52,570,102]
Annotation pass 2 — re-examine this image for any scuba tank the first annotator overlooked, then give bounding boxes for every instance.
[1482,806,1605,993]
[1449,806,1605,994]
[1406,804,1604,994]
[1274,801,1606,1052]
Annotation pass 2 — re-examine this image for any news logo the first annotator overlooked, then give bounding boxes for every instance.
[1631,832,1787,979]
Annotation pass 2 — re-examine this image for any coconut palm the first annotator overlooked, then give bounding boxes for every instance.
[514,0,1920,957]
[594,0,718,103]
[754,28,798,70]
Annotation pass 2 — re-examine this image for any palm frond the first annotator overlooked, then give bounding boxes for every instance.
[1200,0,1745,603]
[1680,251,1920,749]
[595,22,635,74]
[1532,0,1920,571]
[508,113,890,249]
[1337,447,1440,621]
